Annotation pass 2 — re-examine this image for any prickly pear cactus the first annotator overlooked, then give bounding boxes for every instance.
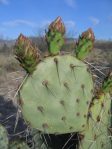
[14,16,112,149]
[0,124,8,149]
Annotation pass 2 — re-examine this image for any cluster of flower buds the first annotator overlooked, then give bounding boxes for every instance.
[15,34,40,74]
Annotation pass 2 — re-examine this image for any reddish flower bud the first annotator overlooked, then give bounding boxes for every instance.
[49,16,65,35]
[81,28,95,42]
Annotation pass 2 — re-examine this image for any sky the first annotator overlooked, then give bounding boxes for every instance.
[0,0,112,40]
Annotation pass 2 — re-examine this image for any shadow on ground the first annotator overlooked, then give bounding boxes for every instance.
[0,95,27,141]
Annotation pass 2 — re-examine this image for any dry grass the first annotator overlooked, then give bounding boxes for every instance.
[0,54,21,72]
[0,53,25,99]
[87,48,112,65]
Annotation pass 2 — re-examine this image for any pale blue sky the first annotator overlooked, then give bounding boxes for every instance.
[0,0,112,39]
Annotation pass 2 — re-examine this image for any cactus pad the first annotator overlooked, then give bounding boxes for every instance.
[0,124,8,149]
[20,55,94,134]
[79,93,112,149]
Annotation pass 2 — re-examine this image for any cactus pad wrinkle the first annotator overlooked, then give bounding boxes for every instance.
[0,124,8,149]
[20,55,94,134]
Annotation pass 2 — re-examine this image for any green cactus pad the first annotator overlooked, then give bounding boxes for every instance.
[9,140,29,149]
[20,55,94,134]
[45,16,65,55]
[75,28,95,60]
[46,30,64,55]
[75,39,93,60]
[79,93,112,149]
[0,124,8,149]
